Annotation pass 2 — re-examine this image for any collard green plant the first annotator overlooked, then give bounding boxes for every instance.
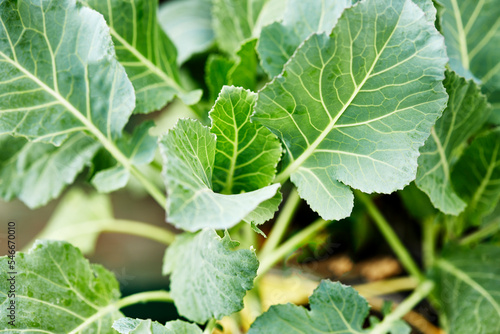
[1,0,499,333]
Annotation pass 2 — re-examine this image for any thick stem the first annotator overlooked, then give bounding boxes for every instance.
[422,217,437,269]
[130,165,166,206]
[370,281,434,334]
[460,217,500,245]
[259,188,302,258]
[258,218,331,277]
[203,319,217,334]
[355,191,425,282]
[69,290,172,334]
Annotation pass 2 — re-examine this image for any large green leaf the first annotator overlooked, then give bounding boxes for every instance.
[159,118,280,232]
[0,133,100,208]
[113,318,202,334]
[0,240,123,333]
[158,0,214,65]
[439,0,500,121]
[253,0,448,220]
[163,229,259,324]
[212,0,287,54]
[257,0,355,77]
[432,244,500,333]
[416,71,490,215]
[81,0,201,114]
[452,129,500,225]
[0,0,134,144]
[249,280,410,333]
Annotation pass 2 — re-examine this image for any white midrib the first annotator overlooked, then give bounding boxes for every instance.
[221,102,240,195]
[0,50,132,171]
[431,127,451,181]
[274,13,402,184]
[450,0,470,70]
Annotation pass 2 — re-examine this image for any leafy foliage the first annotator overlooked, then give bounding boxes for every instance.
[163,229,259,323]
[113,318,202,334]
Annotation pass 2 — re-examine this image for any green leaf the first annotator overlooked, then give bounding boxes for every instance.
[158,0,214,65]
[0,240,122,333]
[113,318,202,334]
[415,71,491,215]
[212,0,287,54]
[81,0,202,113]
[257,0,356,77]
[249,280,409,333]
[452,129,500,225]
[163,229,259,323]
[92,121,157,193]
[0,0,134,144]
[0,133,100,208]
[432,244,500,333]
[159,118,280,232]
[206,39,258,102]
[26,188,114,255]
[253,0,447,220]
[439,0,500,116]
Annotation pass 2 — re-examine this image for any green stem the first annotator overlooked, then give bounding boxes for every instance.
[355,191,425,282]
[259,188,302,258]
[422,217,437,269]
[203,319,217,334]
[258,218,331,277]
[370,280,434,334]
[69,290,172,334]
[460,217,500,245]
[130,165,166,206]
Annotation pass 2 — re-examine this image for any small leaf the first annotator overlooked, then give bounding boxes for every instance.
[163,229,259,324]
[416,71,491,215]
[257,0,356,77]
[81,0,202,113]
[431,244,500,333]
[158,0,215,65]
[159,118,280,232]
[253,0,447,220]
[452,129,500,225]
[0,240,122,333]
[0,133,100,208]
[113,318,203,334]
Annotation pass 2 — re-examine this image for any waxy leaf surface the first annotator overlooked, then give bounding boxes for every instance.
[253,0,447,220]
[81,0,201,113]
[163,230,259,323]
[416,71,490,215]
[0,240,122,333]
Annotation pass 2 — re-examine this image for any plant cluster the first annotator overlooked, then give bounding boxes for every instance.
[0,0,499,333]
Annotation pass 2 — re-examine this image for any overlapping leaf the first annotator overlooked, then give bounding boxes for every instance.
[0,133,99,208]
[0,240,122,333]
[452,129,500,225]
[253,0,448,220]
[249,280,410,333]
[432,245,500,333]
[160,116,280,232]
[439,0,500,122]
[163,229,259,324]
[416,71,490,215]
[158,0,214,65]
[113,318,202,334]
[81,0,201,113]
[257,0,356,77]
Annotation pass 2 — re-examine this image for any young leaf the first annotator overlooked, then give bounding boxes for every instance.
[257,0,356,77]
[452,129,500,225]
[253,0,447,220]
[206,39,258,102]
[80,0,202,113]
[113,318,202,334]
[431,244,500,333]
[92,121,157,193]
[163,229,259,324]
[249,280,410,333]
[212,0,286,54]
[27,189,114,255]
[158,0,214,65]
[415,71,491,215]
[159,118,279,232]
[439,0,500,121]
[0,240,122,333]
[0,133,100,208]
